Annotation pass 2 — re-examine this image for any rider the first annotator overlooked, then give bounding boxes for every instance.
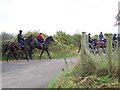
[112,34,117,47]
[98,32,104,41]
[88,33,93,49]
[18,30,24,47]
[97,32,105,47]
[88,33,92,44]
[37,32,44,46]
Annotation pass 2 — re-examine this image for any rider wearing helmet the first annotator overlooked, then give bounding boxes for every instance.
[18,30,24,47]
[98,32,104,41]
[37,32,44,46]
[88,33,92,43]
[112,34,117,47]
[88,33,94,49]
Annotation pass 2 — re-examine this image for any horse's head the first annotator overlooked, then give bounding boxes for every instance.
[48,36,55,42]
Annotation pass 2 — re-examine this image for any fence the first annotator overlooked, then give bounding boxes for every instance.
[80,32,118,76]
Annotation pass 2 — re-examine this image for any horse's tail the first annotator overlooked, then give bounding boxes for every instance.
[2,43,9,56]
[5,44,9,52]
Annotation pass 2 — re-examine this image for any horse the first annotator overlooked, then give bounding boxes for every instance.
[3,35,34,62]
[78,39,96,53]
[94,39,106,54]
[78,40,95,54]
[29,36,55,59]
[112,36,120,51]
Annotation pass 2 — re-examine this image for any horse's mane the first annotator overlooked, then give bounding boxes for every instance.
[45,36,52,41]
[25,35,32,40]
[25,35,34,45]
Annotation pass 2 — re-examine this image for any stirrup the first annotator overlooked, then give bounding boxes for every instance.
[22,45,24,48]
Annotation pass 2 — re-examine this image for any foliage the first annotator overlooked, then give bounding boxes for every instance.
[48,60,119,88]
[54,31,81,46]
[1,32,15,43]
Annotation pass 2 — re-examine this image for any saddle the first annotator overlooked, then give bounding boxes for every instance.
[18,42,24,48]
[37,42,44,47]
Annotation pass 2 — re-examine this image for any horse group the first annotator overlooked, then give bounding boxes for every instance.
[88,38,107,54]
[3,35,55,62]
[78,38,118,54]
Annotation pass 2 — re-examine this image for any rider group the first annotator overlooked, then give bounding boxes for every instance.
[88,32,118,48]
[17,30,44,48]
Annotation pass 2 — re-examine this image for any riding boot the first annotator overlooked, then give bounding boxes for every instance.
[21,43,24,48]
[39,42,43,47]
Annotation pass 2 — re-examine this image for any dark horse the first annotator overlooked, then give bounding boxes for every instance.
[78,40,96,54]
[3,35,34,62]
[29,36,55,59]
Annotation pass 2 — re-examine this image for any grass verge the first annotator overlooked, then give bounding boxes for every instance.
[48,59,119,88]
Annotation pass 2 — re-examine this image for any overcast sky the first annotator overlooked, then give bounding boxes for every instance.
[0,0,119,35]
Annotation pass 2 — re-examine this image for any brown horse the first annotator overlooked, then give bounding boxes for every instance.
[3,35,34,62]
[95,40,106,54]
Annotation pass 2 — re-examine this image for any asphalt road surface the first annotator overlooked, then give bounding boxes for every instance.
[2,58,79,88]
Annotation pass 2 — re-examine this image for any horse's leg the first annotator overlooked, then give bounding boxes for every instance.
[90,44,94,54]
[96,46,100,55]
[13,52,18,61]
[92,45,95,54]
[46,49,51,59]
[40,50,44,59]
[6,52,10,62]
[29,49,32,60]
[29,48,34,60]
[102,47,106,53]
[78,44,81,53]
[25,52,29,61]
[102,43,106,53]
[97,48,100,55]
[24,50,29,61]
[95,47,98,54]
[19,51,24,59]
[95,44,99,54]
[89,45,92,53]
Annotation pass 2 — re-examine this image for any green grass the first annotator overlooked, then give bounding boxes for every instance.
[48,79,57,88]
[48,53,119,88]
[48,69,119,88]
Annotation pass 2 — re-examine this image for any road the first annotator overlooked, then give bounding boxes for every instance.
[2,58,79,88]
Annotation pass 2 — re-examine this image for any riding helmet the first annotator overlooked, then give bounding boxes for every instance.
[19,30,22,32]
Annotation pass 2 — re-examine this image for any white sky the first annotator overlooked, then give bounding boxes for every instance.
[0,0,119,35]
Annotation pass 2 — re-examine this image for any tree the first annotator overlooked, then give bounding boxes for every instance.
[1,32,14,43]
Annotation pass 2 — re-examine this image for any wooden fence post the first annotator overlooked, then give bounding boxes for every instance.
[80,32,86,67]
[106,34,112,76]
